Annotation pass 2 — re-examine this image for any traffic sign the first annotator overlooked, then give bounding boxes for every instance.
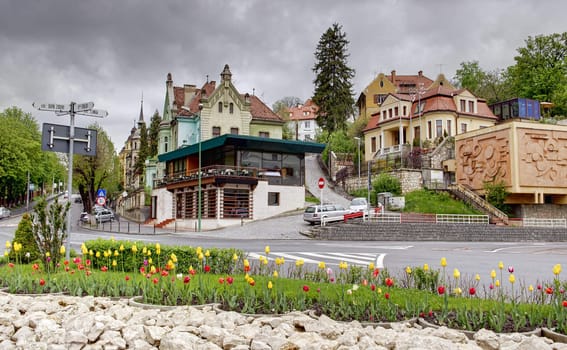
[75,102,94,112]
[318,177,325,189]
[78,109,108,118]
[97,189,107,198]
[32,102,70,112]
[96,197,106,206]
[41,123,98,156]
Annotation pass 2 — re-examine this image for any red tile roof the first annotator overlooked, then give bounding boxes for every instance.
[287,99,319,121]
[248,95,283,122]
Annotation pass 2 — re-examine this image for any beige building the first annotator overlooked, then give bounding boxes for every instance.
[362,73,498,162]
[456,120,567,206]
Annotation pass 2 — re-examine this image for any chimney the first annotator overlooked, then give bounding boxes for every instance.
[418,70,423,77]
[391,70,396,84]
[183,84,197,108]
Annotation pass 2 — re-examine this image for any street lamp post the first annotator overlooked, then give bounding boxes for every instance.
[354,137,361,181]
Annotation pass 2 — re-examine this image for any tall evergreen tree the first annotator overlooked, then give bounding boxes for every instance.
[148,110,161,157]
[312,23,355,140]
[136,123,148,173]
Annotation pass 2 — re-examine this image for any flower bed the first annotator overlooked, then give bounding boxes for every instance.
[2,238,567,337]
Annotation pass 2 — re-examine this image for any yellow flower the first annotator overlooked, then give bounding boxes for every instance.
[142,247,147,254]
[498,261,504,270]
[148,258,152,264]
[60,245,65,255]
[89,249,94,256]
[405,266,412,274]
[339,261,348,270]
[553,264,562,276]
[150,266,156,274]
[103,250,110,258]
[114,250,119,257]
[296,259,304,267]
[529,284,534,292]
[368,262,375,270]
[423,263,429,271]
[96,251,101,258]
[14,242,22,252]
[5,241,11,249]
[46,252,50,257]
[273,270,279,278]
[147,250,152,256]
[262,257,268,265]
[112,260,117,267]
[155,243,161,251]
[495,279,500,287]
[490,270,496,279]
[509,274,515,284]
[205,250,210,257]
[268,281,273,289]
[453,268,460,279]
[198,253,204,261]
[119,244,125,252]
[232,253,238,261]
[167,260,175,270]
[131,245,138,253]
[377,287,382,294]
[265,245,270,255]
[440,257,447,267]
[81,244,88,255]
[4,251,8,257]
[454,287,462,295]
[196,246,202,255]
[170,253,178,263]
[243,259,250,267]
[318,261,326,270]
[475,274,481,281]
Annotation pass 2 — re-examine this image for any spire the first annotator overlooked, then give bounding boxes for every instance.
[138,92,144,123]
[220,64,232,82]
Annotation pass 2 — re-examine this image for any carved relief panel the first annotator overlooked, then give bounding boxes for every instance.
[518,128,567,187]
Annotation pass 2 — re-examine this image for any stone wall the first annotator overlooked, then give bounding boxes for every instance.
[515,204,567,219]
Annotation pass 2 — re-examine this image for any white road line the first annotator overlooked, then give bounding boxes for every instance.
[375,253,386,268]
[249,252,378,266]
[301,252,373,265]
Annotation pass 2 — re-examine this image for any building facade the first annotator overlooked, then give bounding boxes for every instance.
[286,99,319,141]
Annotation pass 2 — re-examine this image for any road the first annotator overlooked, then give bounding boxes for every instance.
[305,154,350,207]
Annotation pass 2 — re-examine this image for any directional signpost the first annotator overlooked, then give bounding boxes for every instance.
[33,101,108,260]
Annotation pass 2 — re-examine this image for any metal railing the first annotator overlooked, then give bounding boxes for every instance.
[436,214,489,224]
[366,212,402,223]
[447,184,509,225]
[523,218,567,228]
[80,220,160,234]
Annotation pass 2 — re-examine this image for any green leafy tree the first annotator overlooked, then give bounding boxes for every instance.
[483,180,510,213]
[453,61,513,104]
[148,110,161,157]
[31,198,70,270]
[273,96,304,140]
[9,213,40,263]
[373,173,401,196]
[135,122,149,173]
[507,32,567,116]
[312,23,355,140]
[73,124,121,212]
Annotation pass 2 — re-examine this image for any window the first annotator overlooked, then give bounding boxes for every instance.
[268,192,280,206]
[427,121,432,139]
[461,123,467,133]
[388,109,392,118]
[394,106,399,117]
[403,105,407,116]
[371,137,376,153]
[164,136,168,153]
[460,100,466,112]
[212,127,221,136]
[436,120,443,137]
[446,120,452,136]
[230,127,239,135]
[259,131,269,138]
[218,102,223,113]
[468,101,474,113]
[229,103,234,114]
[305,121,310,128]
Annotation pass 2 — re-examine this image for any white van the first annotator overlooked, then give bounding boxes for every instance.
[0,207,10,219]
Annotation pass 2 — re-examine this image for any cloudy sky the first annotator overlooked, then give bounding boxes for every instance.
[1,0,565,150]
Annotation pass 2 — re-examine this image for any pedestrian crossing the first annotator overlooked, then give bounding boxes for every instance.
[247,251,386,268]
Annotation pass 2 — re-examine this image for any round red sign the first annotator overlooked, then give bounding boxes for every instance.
[318,177,325,189]
[96,196,106,206]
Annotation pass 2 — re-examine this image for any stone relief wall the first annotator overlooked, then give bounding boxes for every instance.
[456,129,511,191]
[518,128,567,187]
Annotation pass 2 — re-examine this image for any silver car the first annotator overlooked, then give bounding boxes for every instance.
[94,208,115,223]
[303,204,351,225]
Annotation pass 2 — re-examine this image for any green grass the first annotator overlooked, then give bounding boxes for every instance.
[403,189,481,215]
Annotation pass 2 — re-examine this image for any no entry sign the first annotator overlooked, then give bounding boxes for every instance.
[318,177,325,189]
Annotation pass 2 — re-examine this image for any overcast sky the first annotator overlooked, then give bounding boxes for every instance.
[1,0,565,150]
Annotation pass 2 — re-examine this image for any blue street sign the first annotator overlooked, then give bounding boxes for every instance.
[97,189,107,198]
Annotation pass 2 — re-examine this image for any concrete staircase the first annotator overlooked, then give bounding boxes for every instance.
[155,218,175,228]
[445,184,508,225]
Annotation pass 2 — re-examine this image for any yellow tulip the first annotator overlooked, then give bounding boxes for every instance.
[81,244,88,255]
[440,257,447,267]
[205,250,210,257]
[475,274,481,281]
[243,259,250,267]
[131,245,138,253]
[339,261,348,270]
[5,241,11,249]
[103,251,109,258]
[529,284,534,292]
[509,274,515,284]
[553,264,562,276]
[368,262,375,270]
[423,263,429,271]
[495,279,500,287]
[265,245,270,255]
[273,270,279,278]
[142,247,147,254]
[89,249,94,256]
[490,269,496,279]
[46,252,50,257]
[267,281,273,289]
[171,253,178,263]
[112,260,117,267]
[196,246,202,255]
[498,261,504,270]
[318,261,326,270]
[96,251,101,258]
[119,244,125,251]
[454,287,462,295]
[148,258,152,264]
[453,268,460,279]
[114,250,119,257]
[198,253,204,261]
[60,245,65,255]
[405,266,412,274]
[4,251,8,257]
[262,257,268,265]
[232,253,238,261]
[147,250,152,256]
[296,259,304,267]
[155,243,160,251]
[150,266,156,274]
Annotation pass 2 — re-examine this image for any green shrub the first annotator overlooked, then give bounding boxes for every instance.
[373,173,401,196]
[9,213,41,264]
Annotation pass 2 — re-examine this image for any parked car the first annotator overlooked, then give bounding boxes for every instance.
[80,212,90,223]
[0,206,11,219]
[93,208,115,223]
[303,204,351,225]
[349,197,368,212]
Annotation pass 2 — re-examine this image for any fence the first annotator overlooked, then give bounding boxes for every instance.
[523,218,567,228]
[365,212,489,225]
[80,220,160,234]
[436,214,489,224]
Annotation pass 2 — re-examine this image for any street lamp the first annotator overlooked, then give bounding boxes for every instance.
[354,137,361,180]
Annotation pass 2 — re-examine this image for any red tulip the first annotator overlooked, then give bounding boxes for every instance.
[563,300,567,308]
[226,276,234,285]
[8,263,14,268]
[371,284,376,291]
[437,285,445,295]
[508,266,514,273]
[546,287,554,295]
[183,276,190,284]
[469,287,476,296]
[303,285,310,292]
[125,275,130,281]
[385,278,394,287]
[218,277,225,284]
[384,292,390,299]
[204,265,211,273]
[152,277,159,284]
[39,279,45,286]
[373,268,380,277]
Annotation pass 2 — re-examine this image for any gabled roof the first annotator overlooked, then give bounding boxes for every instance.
[248,95,283,123]
[287,99,319,121]
[158,134,325,162]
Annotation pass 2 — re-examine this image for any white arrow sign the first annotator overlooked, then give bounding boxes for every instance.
[78,109,108,118]
[33,102,70,112]
[75,102,94,112]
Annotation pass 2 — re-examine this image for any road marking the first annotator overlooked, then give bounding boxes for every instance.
[248,251,386,268]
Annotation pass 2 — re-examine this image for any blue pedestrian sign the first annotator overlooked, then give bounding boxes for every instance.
[97,189,107,198]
